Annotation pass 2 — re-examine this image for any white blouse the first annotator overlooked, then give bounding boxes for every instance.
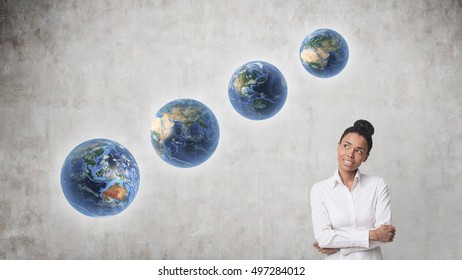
[310,169,392,260]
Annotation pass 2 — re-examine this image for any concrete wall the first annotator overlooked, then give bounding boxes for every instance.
[1,0,461,259]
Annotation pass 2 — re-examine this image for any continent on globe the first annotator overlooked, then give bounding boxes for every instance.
[102,183,128,202]
[60,139,140,217]
[151,99,220,168]
[228,61,287,120]
[299,28,349,78]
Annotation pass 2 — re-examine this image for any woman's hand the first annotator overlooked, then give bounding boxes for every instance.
[369,225,396,242]
[313,242,339,255]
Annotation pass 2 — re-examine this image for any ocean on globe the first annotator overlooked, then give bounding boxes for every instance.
[228,61,287,120]
[151,99,220,168]
[60,139,140,217]
[299,28,349,78]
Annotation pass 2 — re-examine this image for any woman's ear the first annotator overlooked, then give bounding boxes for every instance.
[363,153,369,162]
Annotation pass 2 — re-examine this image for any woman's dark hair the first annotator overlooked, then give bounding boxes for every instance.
[339,120,375,154]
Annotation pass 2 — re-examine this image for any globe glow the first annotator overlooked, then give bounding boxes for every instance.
[150,99,220,168]
[61,139,140,217]
[228,61,287,120]
[299,28,349,78]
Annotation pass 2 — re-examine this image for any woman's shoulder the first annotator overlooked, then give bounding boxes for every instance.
[360,172,387,187]
[311,176,335,191]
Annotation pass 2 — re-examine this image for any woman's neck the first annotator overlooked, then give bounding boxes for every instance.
[338,168,357,190]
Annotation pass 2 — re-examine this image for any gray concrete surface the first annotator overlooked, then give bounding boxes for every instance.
[1,0,461,259]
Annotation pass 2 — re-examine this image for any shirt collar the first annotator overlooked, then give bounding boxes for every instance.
[330,169,362,188]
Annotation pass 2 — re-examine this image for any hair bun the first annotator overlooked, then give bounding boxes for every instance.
[354,119,374,136]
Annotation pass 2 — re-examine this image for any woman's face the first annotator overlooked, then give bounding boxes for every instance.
[337,132,369,173]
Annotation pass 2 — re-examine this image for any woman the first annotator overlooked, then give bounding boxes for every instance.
[310,120,396,260]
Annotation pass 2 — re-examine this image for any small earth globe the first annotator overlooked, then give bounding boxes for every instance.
[228,61,287,120]
[299,28,349,78]
[151,99,220,168]
[60,139,140,217]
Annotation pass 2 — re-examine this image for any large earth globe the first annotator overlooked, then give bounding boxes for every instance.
[60,139,140,217]
[151,99,220,168]
[228,61,287,120]
[299,28,349,78]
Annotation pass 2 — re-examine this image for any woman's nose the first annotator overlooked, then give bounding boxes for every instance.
[347,149,354,157]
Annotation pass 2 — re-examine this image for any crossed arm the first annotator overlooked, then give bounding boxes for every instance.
[313,225,396,255]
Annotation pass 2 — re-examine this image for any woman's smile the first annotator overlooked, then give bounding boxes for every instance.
[343,158,355,167]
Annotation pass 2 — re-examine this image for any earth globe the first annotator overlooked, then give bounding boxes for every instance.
[228,61,287,120]
[299,28,349,78]
[151,99,220,168]
[60,138,140,217]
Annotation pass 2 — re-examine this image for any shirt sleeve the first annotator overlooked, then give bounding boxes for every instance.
[310,185,370,249]
[373,179,392,227]
[340,179,393,256]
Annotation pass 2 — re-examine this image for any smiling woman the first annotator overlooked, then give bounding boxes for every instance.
[310,120,396,260]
